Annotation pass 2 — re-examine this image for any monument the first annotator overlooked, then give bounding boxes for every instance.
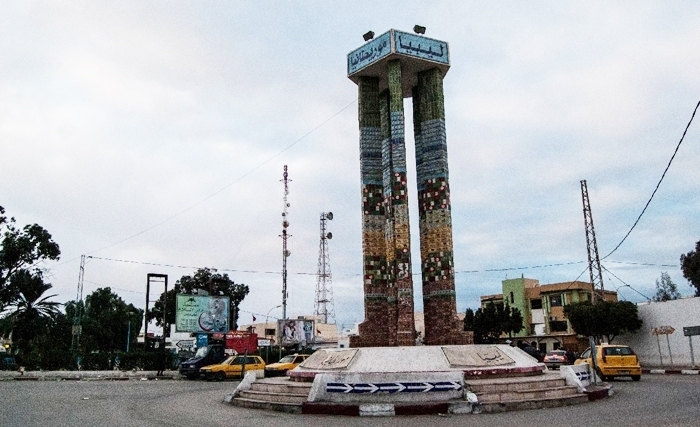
[227,30,590,416]
[348,28,471,346]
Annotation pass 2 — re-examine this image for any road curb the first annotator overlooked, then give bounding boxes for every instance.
[642,368,700,375]
[0,371,182,381]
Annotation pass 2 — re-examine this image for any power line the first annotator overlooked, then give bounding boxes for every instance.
[601,265,652,301]
[603,99,700,259]
[87,255,676,278]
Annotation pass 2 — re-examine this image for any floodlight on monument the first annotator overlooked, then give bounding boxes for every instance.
[325,212,333,220]
[363,31,375,41]
[413,25,426,34]
[326,232,332,240]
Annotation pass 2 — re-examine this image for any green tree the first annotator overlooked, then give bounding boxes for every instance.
[1,274,61,361]
[564,300,643,344]
[680,240,700,297]
[463,308,475,332]
[504,304,525,338]
[80,288,143,353]
[0,206,60,311]
[464,302,523,344]
[148,268,249,332]
[652,271,681,302]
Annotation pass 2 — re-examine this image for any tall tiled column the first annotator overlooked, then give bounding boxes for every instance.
[381,60,415,346]
[413,68,471,345]
[351,76,390,347]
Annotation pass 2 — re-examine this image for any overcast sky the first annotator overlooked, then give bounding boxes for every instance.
[2,1,699,332]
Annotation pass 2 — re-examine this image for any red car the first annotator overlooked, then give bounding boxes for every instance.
[543,350,568,369]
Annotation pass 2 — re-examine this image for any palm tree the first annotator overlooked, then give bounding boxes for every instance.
[2,270,61,355]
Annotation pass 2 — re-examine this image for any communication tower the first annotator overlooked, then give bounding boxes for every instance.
[581,179,605,303]
[315,212,336,324]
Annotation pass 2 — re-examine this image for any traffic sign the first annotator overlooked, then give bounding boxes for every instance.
[651,326,675,335]
[683,326,700,337]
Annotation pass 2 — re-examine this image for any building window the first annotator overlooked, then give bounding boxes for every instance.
[531,299,542,309]
[510,291,514,304]
[550,294,563,307]
[264,328,276,336]
[550,320,568,332]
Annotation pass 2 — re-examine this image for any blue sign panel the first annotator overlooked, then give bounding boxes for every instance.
[347,31,392,75]
[327,381,462,394]
[394,31,449,65]
[196,333,208,348]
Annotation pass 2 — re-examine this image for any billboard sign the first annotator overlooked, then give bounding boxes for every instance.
[278,319,315,346]
[176,295,230,333]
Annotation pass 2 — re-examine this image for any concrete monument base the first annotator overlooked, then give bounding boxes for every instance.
[229,345,595,416]
[290,345,544,405]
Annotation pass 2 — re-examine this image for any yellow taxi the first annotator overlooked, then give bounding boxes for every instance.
[574,344,641,381]
[264,353,310,377]
[200,355,265,381]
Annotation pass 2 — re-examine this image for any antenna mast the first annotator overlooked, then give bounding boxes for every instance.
[315,212,336,324]
[280,165,291,322]
[581,179,604,303]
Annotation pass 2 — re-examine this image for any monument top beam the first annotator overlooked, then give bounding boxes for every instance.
[347,29,450,97]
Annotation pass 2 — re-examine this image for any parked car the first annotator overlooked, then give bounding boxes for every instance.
[179,344,227,380]
[264,353,310,377]
[543,350,569,370]
[1,355,17,371]
[200,355,265,381]
[574,344,641,381]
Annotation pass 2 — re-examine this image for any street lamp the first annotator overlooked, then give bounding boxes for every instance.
[265,305,281,363]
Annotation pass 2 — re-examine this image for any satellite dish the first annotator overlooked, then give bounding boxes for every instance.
[326,212,333,220]
[283,220,289,228]
[326,232,333,239]
[284,250,291,257]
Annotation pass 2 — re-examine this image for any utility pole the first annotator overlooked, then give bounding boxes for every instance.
[280,165,291,322]
[71,255,86,351]
[315,212,336,324]
[581,179,605,303]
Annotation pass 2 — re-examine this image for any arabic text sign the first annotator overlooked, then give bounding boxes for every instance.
[394,30,449,65]
[347,31,391,75]
[176,295,230,333]
[651,326,675,335]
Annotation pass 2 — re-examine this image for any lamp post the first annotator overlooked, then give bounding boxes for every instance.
[265,305,281,363]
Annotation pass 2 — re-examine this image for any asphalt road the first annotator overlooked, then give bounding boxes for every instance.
[1,375,699,427]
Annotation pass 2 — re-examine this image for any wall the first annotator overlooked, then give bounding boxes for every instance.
[617,297,700,368]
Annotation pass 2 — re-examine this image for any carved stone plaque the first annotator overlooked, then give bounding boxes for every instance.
[442,346,515,367]
[301,349,359,370]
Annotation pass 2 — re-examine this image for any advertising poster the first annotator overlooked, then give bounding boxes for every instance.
[176,295,230,333]
[278,319,315,346]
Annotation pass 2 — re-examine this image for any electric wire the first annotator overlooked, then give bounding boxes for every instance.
[601,265,652,301]
[602,99,700,259]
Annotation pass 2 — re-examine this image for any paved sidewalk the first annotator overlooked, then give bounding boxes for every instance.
[0,370,182,381]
